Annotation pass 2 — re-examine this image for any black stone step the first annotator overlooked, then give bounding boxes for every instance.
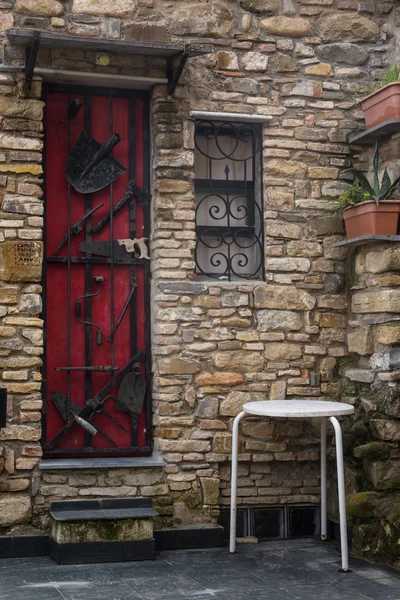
[49,538,156,564]
[50,497,158,522]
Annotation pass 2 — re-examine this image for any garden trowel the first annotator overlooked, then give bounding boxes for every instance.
[66,130,126,194]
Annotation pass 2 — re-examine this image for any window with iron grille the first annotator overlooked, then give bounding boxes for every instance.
[194,119,264,281]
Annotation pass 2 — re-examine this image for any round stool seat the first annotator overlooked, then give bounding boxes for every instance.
[243,400,354,418]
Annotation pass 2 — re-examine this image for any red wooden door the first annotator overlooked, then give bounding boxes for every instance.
[43,86,151,457]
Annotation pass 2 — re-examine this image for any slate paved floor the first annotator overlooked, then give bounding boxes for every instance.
[0,539,399,600]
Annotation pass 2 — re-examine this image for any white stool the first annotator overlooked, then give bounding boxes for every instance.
[229,400,355,571]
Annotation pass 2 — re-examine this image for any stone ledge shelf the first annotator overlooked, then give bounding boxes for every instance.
[348,119,400,146]
[333,235,400,248]
[50,498,158,522]
[40,457,165,470]
[190,110,273,123]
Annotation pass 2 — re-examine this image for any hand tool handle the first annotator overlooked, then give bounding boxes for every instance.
[96,329,102,346]
[107,283,137,343]
[75,299,81,319]
[55,366,119,372]
[81,133,121,178]
[74,415,97,436]
[91,188,132,234]
[45,347,146,450]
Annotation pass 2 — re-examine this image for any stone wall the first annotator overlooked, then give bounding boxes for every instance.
[341,136,400,564]
[0,0,398,544]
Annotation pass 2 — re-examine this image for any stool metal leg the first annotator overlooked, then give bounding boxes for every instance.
[320,417,327,541]
[230,411,245,554]
[329,416,349,572]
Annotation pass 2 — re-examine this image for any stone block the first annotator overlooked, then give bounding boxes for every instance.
[282,81,323,98]
[0,13,13,32]
[305,63,332,76]
[267,159,307,178]
[242,421,274,438]
[0,241,42,282]
[320,357,336,382]
[343,368,374,383]
[376,325,400,345]
[364,459,400,490]
[220,391,252,416]
[168,5,232,37]
[16,0,63,16]
[0,288,18,304]
[354,442,390,460]
[265,343,302,361]
[348,327,373,355]
[195,373,244,386]
[0,494,31,526]
[72,0,133,17]
[370,349,400,371]
[197,398,219,419]
[254,285,315,310]
[213,351,264,372]
[159,358,200,375]
[269,380,286,400]
[266,187,294,210]
[287,241,322,257]
[257,310,302,332]
[267,221,304,239]
[365,248,400,274]
[240,0,280,14]
[346,492,382,519]
[370,420,400,442]
[318,13,379,41]
[316,313,346,328]
[352,290,400,314]
[260,16,311,37]
[308,166,338,179]
[200,477,220,505]
[52,517,153,544]
[271,53,298,72]
[242,52,268,71]
[1,424,41,441]
[266,257,310,272]
[0,97,44,121]
[316,43,368,65]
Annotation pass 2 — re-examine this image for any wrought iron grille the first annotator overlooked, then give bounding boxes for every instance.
[194,120,264,281]
[42,84,151,458]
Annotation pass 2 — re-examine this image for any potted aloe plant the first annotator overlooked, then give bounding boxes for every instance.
[337,143,400,240]
[361,63,400,129]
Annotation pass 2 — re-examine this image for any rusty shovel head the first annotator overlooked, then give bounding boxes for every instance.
[116,372,146,421]
[66,130,126,194]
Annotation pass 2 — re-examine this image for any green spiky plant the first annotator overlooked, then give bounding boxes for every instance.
[334,142,400,213]
[365,62,400,96]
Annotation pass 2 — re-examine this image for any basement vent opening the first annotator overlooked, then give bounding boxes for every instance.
[218,506,320,541]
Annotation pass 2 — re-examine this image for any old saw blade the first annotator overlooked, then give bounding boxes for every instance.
[79,240,130,259]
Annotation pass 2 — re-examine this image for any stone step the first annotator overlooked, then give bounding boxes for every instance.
[50,497,158,522]
[49,497,158,564]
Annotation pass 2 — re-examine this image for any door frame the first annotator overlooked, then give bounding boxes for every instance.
[40,83,152,458]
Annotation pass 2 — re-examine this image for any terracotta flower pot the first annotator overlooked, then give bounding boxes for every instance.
[360,82,400,129]
[343,200,400,240]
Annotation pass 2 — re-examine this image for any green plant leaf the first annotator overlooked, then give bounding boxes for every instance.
[381,167,391,190]
[381,173,400,199]
[380,167,392,197]
[373,142,380,195]
[341,168,374,196]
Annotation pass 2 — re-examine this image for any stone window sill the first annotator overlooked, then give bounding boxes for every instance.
[40,457,165,470]
[195,278,265,285]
